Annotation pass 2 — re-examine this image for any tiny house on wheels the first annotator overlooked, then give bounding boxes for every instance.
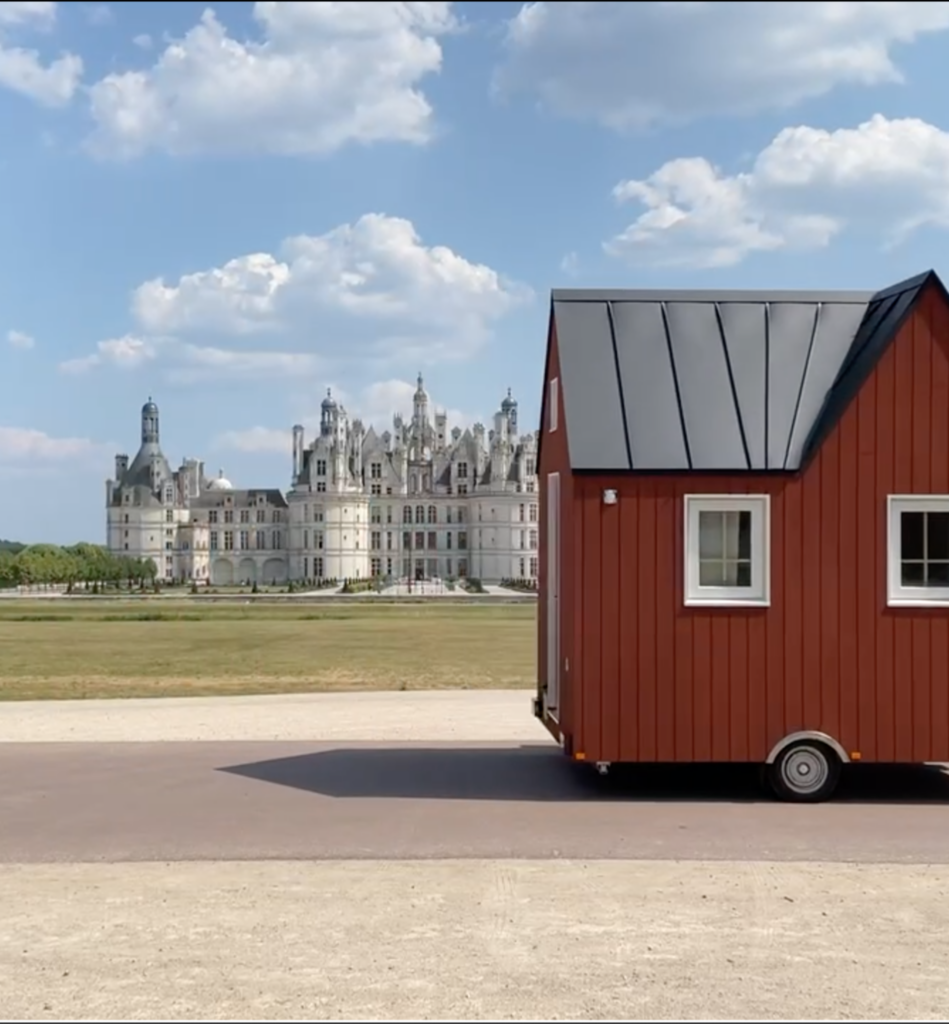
[534,270,949,802]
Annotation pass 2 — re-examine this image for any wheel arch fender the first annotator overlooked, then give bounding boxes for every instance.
[765,731,850,765]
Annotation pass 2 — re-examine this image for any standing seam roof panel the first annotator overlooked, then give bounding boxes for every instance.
[784,301,869,469]
[548,273,940,474]
[800,284,925,462]
[610,301,691,470]
[718,302,768,470]
[552,301,630,471]
[664,301,749,470]
[766,303,822,470]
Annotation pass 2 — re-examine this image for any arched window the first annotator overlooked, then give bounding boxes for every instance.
[427,505,437,524]
[415,505,425,523]
[403,506,412,524]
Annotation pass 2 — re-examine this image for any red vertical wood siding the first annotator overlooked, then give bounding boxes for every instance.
[537,324,575,745]
[571,288,949,764]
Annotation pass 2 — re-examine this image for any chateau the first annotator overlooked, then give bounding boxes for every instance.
[106,377,539,585]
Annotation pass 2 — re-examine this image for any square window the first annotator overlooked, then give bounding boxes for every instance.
[684,495,770,607]
[888,497,949,605]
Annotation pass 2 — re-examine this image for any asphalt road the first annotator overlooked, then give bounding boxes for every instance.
[2,740,949,864]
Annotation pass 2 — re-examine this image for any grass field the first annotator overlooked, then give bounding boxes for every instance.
[0,601,536,701]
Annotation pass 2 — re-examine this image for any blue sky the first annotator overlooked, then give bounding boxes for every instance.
[3,0,949,543]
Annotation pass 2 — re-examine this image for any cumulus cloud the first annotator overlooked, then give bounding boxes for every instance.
[215,425,292,455]
[60,214,525,382]
[82,3,111,26]
[0,425,105,462]
[216,376,482,454]
[59,333,321,383]
[356,378,476,430]
[559,251,579,277]
[85,1,457,159]
[606,114,949,268]
[0,1,82,106]
[59,334,157,374]
[6,328,34,349]
[0,2,55,28]
[131,213,529,362]
[165,345,322,385]
[495,1,949,129]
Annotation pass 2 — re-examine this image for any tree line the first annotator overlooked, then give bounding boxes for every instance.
[0,541,157,590]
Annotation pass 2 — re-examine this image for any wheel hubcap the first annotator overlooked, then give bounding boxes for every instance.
[781,746,828,794]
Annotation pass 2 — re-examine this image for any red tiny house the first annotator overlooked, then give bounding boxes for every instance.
[537,313,576,748]
[535,272,949,800]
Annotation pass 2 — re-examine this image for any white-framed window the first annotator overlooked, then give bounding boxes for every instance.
[548,377,559,432]
[684,495,770,607]
[887,495,949,606]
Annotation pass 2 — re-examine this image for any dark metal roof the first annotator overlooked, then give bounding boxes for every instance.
[548,271,941,473]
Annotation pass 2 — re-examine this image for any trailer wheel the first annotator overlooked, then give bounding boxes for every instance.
[767,740,841,803]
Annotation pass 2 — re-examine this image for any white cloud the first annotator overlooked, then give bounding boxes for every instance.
[215,425,291,455]
[216,376,481,454]
[355,378,474,430]
[495,1,949,129]
[0,1,83,106]
[82,3,111,26]
[165,344,321,385]
[62,214,526,383]
[85,1,457,159]
[0,425,104,462]
[132,213,529,362]
[559,251,579,277]
[132,33,152,50]
[59,334,157,373]
[6,328,34,349]
[59,333,322,383]
[606,114,949,269]
[0,2,55,27]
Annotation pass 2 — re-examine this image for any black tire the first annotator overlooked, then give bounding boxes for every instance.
[767,740,841,803]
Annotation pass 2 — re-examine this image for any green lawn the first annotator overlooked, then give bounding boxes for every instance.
[0,601,537,700]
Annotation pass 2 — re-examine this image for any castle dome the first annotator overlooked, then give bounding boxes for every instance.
[206,469,233,491]
[501,387,517,411]
[321,387,337,411]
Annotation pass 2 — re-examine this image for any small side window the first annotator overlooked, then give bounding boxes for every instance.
[549,377,559,433]
[887,496,949,606]
[684,495,770,607]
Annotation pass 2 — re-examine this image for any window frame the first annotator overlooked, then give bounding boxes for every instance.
[886,495,949,607]
[683,494,771,608]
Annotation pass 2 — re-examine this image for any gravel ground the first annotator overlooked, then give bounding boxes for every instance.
[0,689,544,744]
[4,690,947,1021]
[3,859,947,1021]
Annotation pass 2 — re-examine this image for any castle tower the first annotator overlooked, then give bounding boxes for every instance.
[413,372,429,425]
[141,397,160,445]
[320,388,337,438]
[501,387,518,436]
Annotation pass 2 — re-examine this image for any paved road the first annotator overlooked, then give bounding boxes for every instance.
[3,740,949,864]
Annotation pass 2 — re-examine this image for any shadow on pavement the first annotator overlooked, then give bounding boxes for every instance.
[219,744,949,804]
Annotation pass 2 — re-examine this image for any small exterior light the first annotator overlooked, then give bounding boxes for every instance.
[603,489,618,505]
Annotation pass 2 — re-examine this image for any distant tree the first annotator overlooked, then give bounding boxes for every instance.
[0,542,163,592]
